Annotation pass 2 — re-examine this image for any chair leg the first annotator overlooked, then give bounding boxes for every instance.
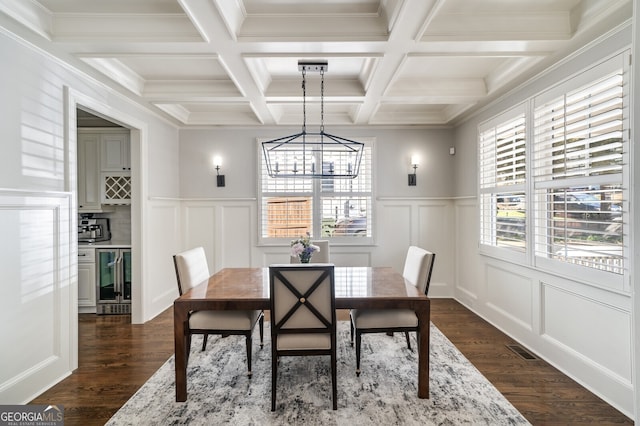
[245,333,253,378]
[271,345,278,411]
[349,317,354,347]
[405,331,412,351]
[331,349,338,410]
[355,331,362,377]
[201,333,209,351]
[259,313,264,348]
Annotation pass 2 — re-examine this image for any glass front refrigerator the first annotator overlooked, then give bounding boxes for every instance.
[95,248,131,314]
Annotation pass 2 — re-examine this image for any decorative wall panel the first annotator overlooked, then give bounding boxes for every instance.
[0,192,72,404]
[145,200,181,313]
[542,283,632,381]
[486,264,533,331]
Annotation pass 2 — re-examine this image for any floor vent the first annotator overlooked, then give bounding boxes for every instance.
[506,344,538,360]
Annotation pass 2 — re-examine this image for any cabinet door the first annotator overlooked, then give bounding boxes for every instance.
[96,250,118,302]
[77,134,102,211]
[101,133,130,171]
[78,262,96,307]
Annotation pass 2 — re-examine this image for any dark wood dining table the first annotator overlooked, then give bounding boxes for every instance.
[173,266,431,401]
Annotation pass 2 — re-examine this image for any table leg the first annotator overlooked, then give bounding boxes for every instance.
[416,300,430,398]
[174,303,188,401]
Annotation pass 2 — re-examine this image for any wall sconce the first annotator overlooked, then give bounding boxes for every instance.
[213,156,225,187]
[408,155,419,186]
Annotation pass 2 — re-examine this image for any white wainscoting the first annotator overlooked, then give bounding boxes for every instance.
[485,263,534,332]
[453,198,480,305]
[176,197,455,294]
[452,197,633,417]
[376,198,455,298]
[181,199,257,272]
[143,198,181,320]
[219,204,255,268]
[0,190,74,404]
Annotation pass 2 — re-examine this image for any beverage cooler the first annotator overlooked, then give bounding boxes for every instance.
[96,248,131,314]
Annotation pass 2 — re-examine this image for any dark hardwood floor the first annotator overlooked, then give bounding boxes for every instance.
[30,299,632,425]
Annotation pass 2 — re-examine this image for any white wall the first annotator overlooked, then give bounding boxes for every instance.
[0,20,181,403]
[452,24,635,417]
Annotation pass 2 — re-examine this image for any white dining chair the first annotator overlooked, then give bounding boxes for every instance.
[173,246,264,376]
[349,246,435,376]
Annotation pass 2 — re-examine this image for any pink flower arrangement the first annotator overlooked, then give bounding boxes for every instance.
[290,232,320,262]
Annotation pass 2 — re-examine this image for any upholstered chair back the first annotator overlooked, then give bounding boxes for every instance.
[402,246,436,295]
[269,264,336,350]
[173,247,210,295]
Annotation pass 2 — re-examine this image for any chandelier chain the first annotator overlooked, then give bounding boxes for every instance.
[320,68,325,133]
[301,68,307,133]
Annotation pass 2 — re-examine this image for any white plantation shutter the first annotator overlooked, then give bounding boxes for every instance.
[534,73,624,182]
[479,107,526,251]
[532,52,627,285]
[478,51,629,290]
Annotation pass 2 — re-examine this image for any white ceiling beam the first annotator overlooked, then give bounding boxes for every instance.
[78,57,145,95]
[0,0,52,40]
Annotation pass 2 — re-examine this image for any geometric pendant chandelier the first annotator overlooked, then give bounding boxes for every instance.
[261,60,364,179]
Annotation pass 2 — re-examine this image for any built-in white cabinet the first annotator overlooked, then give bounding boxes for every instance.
[78,247,96,311]
[77,129,131,206]
[77,133,102,212]
[101,133,130,171]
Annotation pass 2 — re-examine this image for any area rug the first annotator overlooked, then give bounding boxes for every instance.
[107,322,530,425]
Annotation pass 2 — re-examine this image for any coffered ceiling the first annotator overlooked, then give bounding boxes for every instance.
[0,0,631,127]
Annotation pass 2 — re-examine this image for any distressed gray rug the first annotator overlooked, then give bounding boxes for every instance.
[107,322,530,425]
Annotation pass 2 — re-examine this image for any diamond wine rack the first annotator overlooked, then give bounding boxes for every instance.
[102,174,131,204]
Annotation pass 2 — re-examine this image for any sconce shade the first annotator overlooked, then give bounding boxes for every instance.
[408,155,419,186]
[213,156,225,187]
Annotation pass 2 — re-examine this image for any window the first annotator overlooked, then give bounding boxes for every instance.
[478,51,629,290]
[479,107,527,253]
[258,139,373,243]
[533,54,627,280]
